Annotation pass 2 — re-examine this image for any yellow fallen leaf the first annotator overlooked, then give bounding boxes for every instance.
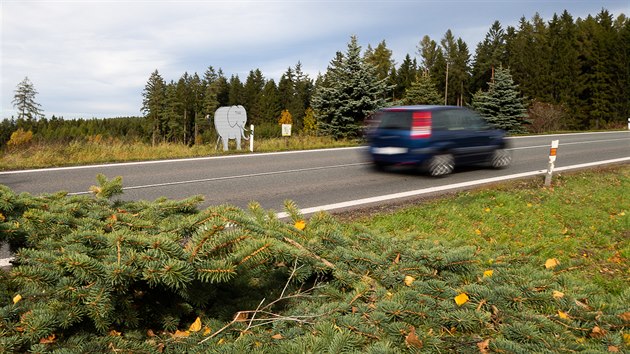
[475,229,482,235]
[454,293,469,306]
[477,339,490,354]
[558,310,570,319]
[404,275,415,286]
[39,334,56,344]
[234,312,248,322]
[552,290,565,299]
[0,212,5,222]
[218,338,225,344]
[189,317,202,332]
[109,330,121,336]
[173,330,190,338]
[545,258,560,269]
[405,326,423,349]
[203,326,212,335]
[271,333,283,340]
[13,294,22,304]
[590,326,606,338]
[608,345,620,352]
[483,270,493,278]
[619,211,626,216]
[294,220,306,230]
[484,208,491,212]
[527,203,533,207]
[623,333,630,345]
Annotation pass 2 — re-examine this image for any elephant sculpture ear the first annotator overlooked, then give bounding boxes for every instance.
[227,106,237,128]
[228,105,245,128]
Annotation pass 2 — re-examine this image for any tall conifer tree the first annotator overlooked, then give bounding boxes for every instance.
[472,66,528,133]
[13,77,44,122]
[312,36,390,138]
[403,72,442,105]
[141,70,166,146]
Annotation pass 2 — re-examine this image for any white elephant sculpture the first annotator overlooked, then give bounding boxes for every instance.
[213,105,249,151]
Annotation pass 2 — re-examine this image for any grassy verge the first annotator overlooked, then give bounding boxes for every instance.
[0,136,358,171]
[0,166,627,352]
[354,166,629,294]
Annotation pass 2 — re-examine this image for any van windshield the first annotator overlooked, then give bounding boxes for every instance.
[376,111,412,129]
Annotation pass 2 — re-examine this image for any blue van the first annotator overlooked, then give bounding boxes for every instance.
[366,105,512,176]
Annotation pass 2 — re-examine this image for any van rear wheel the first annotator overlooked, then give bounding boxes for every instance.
[426,153,455,177]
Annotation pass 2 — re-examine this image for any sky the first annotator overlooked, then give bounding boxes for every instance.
[1,0,628,119]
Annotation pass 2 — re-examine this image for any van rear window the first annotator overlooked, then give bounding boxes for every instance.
[377,111,412,129]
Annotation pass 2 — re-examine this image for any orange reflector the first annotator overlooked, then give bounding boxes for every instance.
[550,148,557,156]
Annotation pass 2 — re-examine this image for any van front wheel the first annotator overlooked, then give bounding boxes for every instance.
[426,153,455,177]
[490,148,512,169]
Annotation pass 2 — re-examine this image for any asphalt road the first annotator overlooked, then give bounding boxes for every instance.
[1,131,629,264]
[1,132,629,214]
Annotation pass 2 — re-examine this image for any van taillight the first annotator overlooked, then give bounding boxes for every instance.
[411,111,431,138]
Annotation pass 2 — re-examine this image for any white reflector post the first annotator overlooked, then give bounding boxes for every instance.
[545,140,559,187]
[250,124,254,152]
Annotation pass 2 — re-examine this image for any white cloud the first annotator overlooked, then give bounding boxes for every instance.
[2,0,628,118]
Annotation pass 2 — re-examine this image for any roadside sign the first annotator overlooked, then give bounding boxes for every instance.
[282,124,292,137]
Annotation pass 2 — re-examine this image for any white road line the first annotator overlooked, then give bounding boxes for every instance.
[276,157,630,218]
[0,147,361,175]
[67,162,369,195]
[510,137,629,150]
[1,156,629,267]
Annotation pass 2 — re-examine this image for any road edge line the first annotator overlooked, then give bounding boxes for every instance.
[277,157,630,218]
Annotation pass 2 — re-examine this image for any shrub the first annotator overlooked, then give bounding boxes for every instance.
[527,100,568,133]
[7,129,33,148]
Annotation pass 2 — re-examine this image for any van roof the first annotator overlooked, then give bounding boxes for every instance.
[380,105,464,111]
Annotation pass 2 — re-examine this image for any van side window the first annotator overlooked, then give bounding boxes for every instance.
[465,110,490,130]
[439,109,468,130]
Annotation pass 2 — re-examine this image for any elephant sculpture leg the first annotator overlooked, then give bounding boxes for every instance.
[222,137,229,151]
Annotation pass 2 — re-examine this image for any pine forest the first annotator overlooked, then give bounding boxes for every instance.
[2,9,629,148]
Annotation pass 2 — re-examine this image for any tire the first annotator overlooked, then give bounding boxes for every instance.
[490,148,512,169]
[372,161,388,171]
[426,153,455,177]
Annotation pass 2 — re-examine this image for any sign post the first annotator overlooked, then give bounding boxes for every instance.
[544,140,559,187]
[282,124,292,148]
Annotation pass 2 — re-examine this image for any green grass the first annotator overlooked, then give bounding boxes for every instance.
[353,165,629,294]
[0,165,628,352]
[0,136,358,171]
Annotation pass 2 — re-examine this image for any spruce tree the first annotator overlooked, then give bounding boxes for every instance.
[312,36,391,138]
[364,40,396,99]
[259,79,282,125]
[471,21,507,95]
[141,70,167,146]
[392,54,418,101]
[243,69,265,125]
[472,66,528,133]
[202,66,221,118]
[403,72,442,105]
[12,77,44,121]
